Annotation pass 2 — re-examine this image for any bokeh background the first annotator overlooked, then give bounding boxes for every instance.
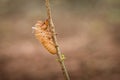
[0,0,120,80]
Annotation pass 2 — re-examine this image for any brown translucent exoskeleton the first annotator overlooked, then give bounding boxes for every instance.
[33,19,57,54]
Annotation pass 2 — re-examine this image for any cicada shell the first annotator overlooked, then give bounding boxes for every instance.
[33,19,57,55]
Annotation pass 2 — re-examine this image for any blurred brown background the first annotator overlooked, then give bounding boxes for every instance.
[0,0,120,80]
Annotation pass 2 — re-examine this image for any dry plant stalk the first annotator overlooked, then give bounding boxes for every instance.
[45,0,70,80]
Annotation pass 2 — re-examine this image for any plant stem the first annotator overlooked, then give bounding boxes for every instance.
[45,0,70,80]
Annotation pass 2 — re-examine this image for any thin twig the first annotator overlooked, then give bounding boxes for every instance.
[45,0,70,80]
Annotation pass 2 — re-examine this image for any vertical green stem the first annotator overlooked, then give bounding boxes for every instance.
[45,0,70,80]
